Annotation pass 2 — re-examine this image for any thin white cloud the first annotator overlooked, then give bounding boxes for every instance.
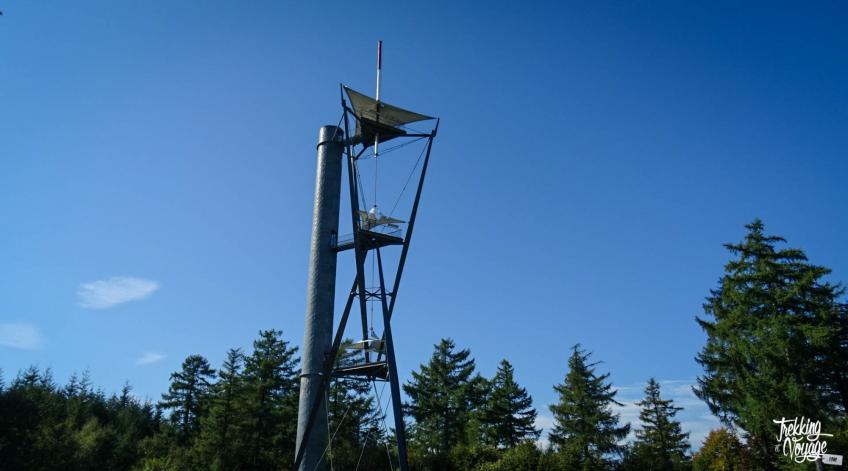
[78,276,159,309]
[136,351,166,365]
[535,414,556,448]
[0,323,45,349]
[535,414,556,430]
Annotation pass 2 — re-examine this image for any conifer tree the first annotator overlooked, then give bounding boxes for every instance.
[549,344,629,470]
[0,367,159,470]
[466,373,492,443]
[482,359,540,448]
[627,378,690,470]
[403,338,478,466]
[196,348,246,469]
[242,329,299,469]
[159,354,216,443]
[695,220,848,467]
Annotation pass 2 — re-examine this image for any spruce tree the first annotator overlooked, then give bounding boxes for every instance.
[549,344,630,470]
[482,359,540,448]
[403,338,478,466]
[629,378,690,470]
[195,348,246,469]
[459,372,492,450]
[242,329,299,470]
[159,354,216,443]
[695,220,848,467]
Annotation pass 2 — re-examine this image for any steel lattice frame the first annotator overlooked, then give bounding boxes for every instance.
[293,86,438,471]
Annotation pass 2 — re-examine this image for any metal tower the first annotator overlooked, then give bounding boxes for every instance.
[294,50,438,471]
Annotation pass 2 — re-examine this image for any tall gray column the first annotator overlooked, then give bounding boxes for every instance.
[296,125,343,471]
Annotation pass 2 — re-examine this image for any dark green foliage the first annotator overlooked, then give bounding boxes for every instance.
[403,338,479,468]
[241,329,300,470]
[465,373,492,446]
[622,378,690,470]
[482,359,540,448]
[158,354,215,443]
[549,344,630,470]
[694,220,848,467]
[0,367,157,471]
[137,329,302,470]
[195,348,247,469]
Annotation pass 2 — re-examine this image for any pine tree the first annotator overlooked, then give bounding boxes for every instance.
[549,344,630,470]
[159,354,216,443]
[694,220,848,467]
[242,329,299,470]
[403,338,478,467]
[482,359,540,448]
[628,378,690,470]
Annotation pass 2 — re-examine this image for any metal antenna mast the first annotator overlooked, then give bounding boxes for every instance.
[374,40,382,157]
[294,43,438,471]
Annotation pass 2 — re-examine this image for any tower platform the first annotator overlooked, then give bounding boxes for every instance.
[332,361,389,380]
[334,229,404,252]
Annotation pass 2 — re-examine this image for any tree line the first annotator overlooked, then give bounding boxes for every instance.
[0,220,846,470]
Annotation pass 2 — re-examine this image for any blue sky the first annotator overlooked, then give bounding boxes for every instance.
[1,1,846,448]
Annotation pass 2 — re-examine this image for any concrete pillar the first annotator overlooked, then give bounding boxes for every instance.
[295,125,343,471]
